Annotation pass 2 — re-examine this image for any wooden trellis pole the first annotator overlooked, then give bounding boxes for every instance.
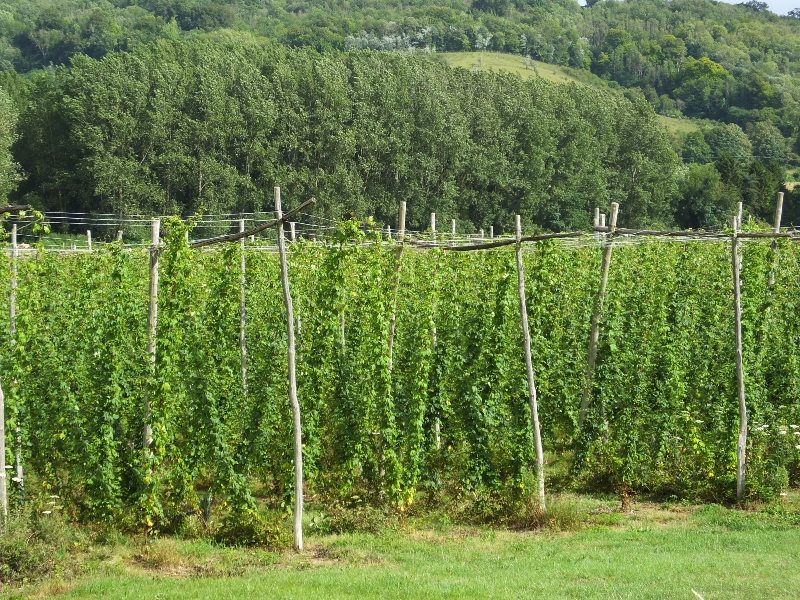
[515,215,545,510]
[239,219,248,396]
[144,219,160,453]
[0,379,6,523]
[732,214,747,501]
[87,230,92,252]
[431,212,441,448]
[579,202,619,428]
[276,187,303,551]
[10,224,21,492]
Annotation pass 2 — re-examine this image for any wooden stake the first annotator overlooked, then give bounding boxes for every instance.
[290,222,296,243]
[115,230,123,242]
[239,219,247,397]
[0,379,6,523]
[276,187,303,551]
[87,230,92,252]
[144,219,160,452]
[10,224,21,492]
[431,211,440,447]
[515,215,545,510]
[732,215,746,501]
[579,203,619,428]
[479,228,484,239]
[490,226,494,240]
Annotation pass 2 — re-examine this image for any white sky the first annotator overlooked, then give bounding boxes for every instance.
[713,0,797,15]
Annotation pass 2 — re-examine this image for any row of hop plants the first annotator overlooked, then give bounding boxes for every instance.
[1,220,799,534]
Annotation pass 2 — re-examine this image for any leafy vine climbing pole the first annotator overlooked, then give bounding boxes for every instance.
[3,199,800,531]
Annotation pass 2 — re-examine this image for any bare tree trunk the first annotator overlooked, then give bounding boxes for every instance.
[0,379,7,523]
[732,215,746,501]
[515,215,545,510]
[239,219,248,397]
[144,220,160,454]
[10,224,22,493]
[276,187,303,551]
[578,203,619,429]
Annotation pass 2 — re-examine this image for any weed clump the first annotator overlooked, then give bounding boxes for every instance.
[213,510,291,550]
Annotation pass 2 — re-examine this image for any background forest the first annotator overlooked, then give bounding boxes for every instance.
[0,0,799,232]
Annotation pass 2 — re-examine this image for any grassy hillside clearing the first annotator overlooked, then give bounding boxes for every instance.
[440,52,701,136]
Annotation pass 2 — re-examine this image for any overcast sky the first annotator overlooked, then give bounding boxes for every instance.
[714,0,797,15]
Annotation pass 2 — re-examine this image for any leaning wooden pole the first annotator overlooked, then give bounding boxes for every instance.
[578,202,619,429]
[144,219,160,454]
[515,215,545,510]
[239,219,248,396]
[732,214,747,501]
[276,187,303,551]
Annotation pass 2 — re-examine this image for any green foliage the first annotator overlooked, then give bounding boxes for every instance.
[10,41,677,230]
[7,231,800,523]
[705,124,753,161]
[0,87,18,202]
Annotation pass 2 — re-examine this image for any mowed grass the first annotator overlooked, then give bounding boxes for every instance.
[44,502,800,600]
[657,114,700,135]
[441,51,583,85]
[440,52,701,137]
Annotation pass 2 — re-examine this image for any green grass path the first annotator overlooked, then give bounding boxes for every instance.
[63,524,800,599]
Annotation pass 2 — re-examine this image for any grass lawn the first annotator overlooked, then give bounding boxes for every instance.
[25,500,800,600]
[440,51,583,85]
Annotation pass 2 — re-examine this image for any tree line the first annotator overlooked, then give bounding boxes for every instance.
[0,0,799,162]
[0,41,795,232]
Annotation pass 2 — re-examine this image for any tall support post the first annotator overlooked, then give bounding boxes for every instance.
[732,215,747,501]
[0,379,6,523]
[451,219,456,236]
[290,222,296,243]
[515,215,545,510]
[116,230,123,242]
[10,224,21,492]
[431,211,440,448]
[239,219,248,396]
[388,202,406,371]
[144,219,160,453]
[479,228,484,240]
[578,203,619,428]
[490,226,494,240]
[87,230,92,252]
[276,187,303,551]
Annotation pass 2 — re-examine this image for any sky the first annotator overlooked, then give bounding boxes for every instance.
[714,0,797,15]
